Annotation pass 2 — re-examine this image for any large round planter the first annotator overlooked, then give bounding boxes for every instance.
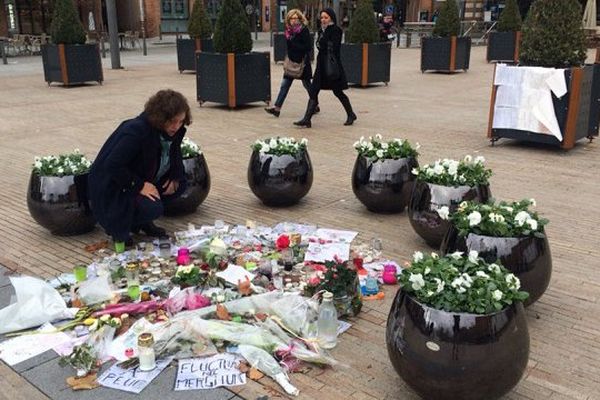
[408,181,491,248]
[247,150,313,207]
[440,227,552,306]
[27,172,95,236]
[351,155,418,213]
[164,154,211,216]
[386,291,529,400]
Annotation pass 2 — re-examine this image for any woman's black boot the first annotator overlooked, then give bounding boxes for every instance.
[294,99,318,128]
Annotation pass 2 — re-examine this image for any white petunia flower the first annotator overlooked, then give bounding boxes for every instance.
[474,155,485,164]
[381,142,389,150]
[409,273,425,290]
[430,252,439,260]
[411,168,419,176]
[413,251,424,262]
[526,219,538,230]
[489,213,505,223]
[505,273,521,290]
[492,289,503,301]
[436,206,450,220]
[514,211,530,227]
[300,138,308,146]
[424,267,431,275]
[487,263,501,274]
[432,163,444,175]
[434,278,445,293]
[456,286,467,294]
[468,250,479,264]
[476,271,490,279]
[450,251,463,260]
[529,198,536,207]
[463,155,473,163]
[376,149,385,158]
[467,211,482,227]
[375,134,383,141]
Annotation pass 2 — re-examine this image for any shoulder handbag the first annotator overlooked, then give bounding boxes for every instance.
[283,56,305,79]
[324,41,340,81]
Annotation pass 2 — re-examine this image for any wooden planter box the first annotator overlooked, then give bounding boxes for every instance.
[176,38,214,73]
[341,42,391,86]
[272,32,315,63]
[421,36,471,73]
[487,31,520,63]
[487,64,600,150]
[41,43,103,86]
[196,51,271,108]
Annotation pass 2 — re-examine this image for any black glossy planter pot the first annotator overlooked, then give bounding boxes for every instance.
[352,155,418,213]
[163,154,211,216]
[247,150,313,207]
[27,172,95,235]
[440,227,552,306]
[408,181,491,248]
[386,291,529,400]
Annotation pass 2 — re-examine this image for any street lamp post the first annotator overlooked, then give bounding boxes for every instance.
[139,0,147,55]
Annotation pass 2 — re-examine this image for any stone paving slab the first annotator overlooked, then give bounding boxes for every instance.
[21,357,238,400]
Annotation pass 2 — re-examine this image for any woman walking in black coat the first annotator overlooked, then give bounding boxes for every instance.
[88,89,191,246]
[294,8,356,128]
[265,9,314,117]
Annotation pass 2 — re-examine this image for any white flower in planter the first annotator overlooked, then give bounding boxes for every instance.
[468,250,479,264]
[463,155,473,163]
[505,273,521,290]
[474,156,485,164]
[492,290,503,301]
[514,211,530,226]
[489,213,505,223]
[488,263,501,274]
[467,211,482,226]
[413,251,424,262]
[434,278,445,293]
[476,271,490,279]
[432,163,444,175]
[526,219,538,230]
[436,206,450,220]
[354,135,418,161]
[450,251,463,260]
[529,198,536,207]
[376,149,384,158]
[409,273,425,290]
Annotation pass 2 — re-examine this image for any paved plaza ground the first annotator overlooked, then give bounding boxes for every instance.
[0,35,599,400]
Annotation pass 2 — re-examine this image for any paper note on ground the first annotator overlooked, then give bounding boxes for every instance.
[98,357,172,394]
[304,242,350,262]
[314,228,358,243]
[0,325,71,366]
[174,354,246,391]
[216,265,255,285]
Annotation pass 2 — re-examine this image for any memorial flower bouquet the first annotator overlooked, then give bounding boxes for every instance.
[412,155,492,186]
[181,137,202,159]
[304,258,362,317]
[32,149,92,176]
[251,137,308,156]
[353,134,419,161]
[398,251,529,314]
[443,198,548,238]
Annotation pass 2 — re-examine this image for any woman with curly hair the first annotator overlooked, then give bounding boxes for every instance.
[89,89,192,246]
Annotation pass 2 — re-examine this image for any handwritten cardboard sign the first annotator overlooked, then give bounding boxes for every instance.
[98,357,172,394]
[174,354,246,391]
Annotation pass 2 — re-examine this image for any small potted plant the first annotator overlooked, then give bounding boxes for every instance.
[352,135,419,213]
[341,0,391,86]
[41,0,103,86]
[440,198,551,305]
[408,155,492,247]
[177,0,214,73]
[488,0,600,149]
[421,0,471,73]
[387,251,529,400]
[303,257,362,317]
[247,137,312,206]
[196,0,271,107]
[27,149,95,235]
[487,0,522,63]
[163,138,211,216]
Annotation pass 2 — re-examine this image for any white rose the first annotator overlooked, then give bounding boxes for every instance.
[436,206,450,220]
[463,155,473,163]
[467,211,482,227]
[492,289,503,301]
[468,250,479,264]
[413,251,424,262]
[409,273,425,290]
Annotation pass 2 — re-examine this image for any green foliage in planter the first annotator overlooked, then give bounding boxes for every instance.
[213,0,253,53]
[432,0,460,38]
[188,0,213,39]
[345,0,380,44]
[497,0,522,32]
[520,0,586,67]
[50,0,86,45]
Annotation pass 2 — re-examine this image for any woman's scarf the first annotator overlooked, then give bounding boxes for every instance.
[285,23,303,39]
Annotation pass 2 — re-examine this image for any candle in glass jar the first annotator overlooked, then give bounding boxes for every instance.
[138,333,156,371]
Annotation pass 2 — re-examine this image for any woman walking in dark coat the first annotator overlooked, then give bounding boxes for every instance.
[294,8,357,128]
[88,89,191,245]
[265,9,315,117]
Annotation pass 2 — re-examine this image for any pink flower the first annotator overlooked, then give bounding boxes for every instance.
[308,276,321,286]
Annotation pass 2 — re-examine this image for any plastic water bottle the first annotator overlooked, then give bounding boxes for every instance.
[317,291,338,349]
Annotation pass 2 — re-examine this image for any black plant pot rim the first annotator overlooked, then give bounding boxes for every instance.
[416,179,488,190]
[254,150,307,158]
[401,289,522,318]
[182,154,203,160]
[455,230,546,240]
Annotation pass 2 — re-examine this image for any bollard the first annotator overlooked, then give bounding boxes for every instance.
[1,40,7,65]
